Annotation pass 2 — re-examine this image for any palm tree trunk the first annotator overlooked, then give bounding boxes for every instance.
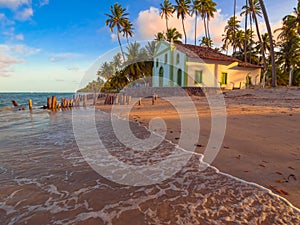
[166,16,169,31]
[259,0,276,87]
[117,31,125,61]
[249,16,252,63]
[195,12,198,45]
[203,16,208,39]
[233,0,236,54]
[252,11,266,70]
[244,0,248,62]
[207,19,211,40]
[182,18,187,44]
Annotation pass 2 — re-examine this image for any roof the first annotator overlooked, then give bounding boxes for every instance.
[174,43,262,69]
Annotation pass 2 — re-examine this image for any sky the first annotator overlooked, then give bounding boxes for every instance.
[0,0,298,92]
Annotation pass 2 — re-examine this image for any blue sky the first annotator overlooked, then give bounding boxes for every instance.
[0,0,298,92]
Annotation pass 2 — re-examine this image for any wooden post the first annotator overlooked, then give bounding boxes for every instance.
[127,96,131,105]
[93,93,97,106]
[76,96,80,107]
[69,99,73,107]
[83,95,87,107]
[152,95,155,105]
[64,99,67,108]
[51,96,57,110]
[138,97,142,106]
[115,95,119,105]
[28,99,33,110]
[12,100,18,107]
[123,95,127,105]
[60,98,64,108]
[110,95,113,105]
[47,97,52,109]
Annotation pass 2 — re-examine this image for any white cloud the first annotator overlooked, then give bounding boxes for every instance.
[39,0,49,7]
[0,44,40,77]
[0,13,15,26]
[135,7,228,47]
[0,0,30,10]
[49,52,81,63]
[110,33,117,41]
[0,44,41,56]
[15,7,33,21]
[0,55,23,77]
[67,66,80,72]
[15,33,24,40]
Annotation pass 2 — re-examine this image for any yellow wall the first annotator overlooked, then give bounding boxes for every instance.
[186,59,261,89]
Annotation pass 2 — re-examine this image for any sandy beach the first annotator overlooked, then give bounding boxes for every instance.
[96,87,300,209]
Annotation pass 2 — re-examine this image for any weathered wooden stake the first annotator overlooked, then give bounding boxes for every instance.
[83,95,87,107]
[138,97,142,106]
[47,97,52,109]
[28,99,33,110]
[127,96,131,105]
[51,96,57,110]
[69,99,73,107]
[76,96,80,107]
[152,95,155,105]
[64,99,67,108]
[93,94,97,106]
[115,95,119,105]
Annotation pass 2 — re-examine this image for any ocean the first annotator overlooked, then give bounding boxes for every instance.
[0,93,299,224]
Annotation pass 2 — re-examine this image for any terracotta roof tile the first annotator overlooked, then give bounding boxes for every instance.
[174,43,262,69]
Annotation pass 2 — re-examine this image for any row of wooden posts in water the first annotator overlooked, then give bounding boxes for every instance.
[11,93,159,111]
[103,93,158,105]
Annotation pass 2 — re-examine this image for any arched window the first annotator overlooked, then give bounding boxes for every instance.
[159,66,164,87]
[177,69,182,86]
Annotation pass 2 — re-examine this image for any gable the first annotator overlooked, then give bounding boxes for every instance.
[154,41,174,58]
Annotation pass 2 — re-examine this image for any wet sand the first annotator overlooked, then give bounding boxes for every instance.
[96,87,300,209]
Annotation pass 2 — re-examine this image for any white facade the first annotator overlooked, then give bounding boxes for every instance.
[152,41,187,87]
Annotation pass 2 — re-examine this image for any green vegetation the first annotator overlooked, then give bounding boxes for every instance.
[80,0,300,92]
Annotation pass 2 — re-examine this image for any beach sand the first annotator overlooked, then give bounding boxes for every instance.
[96,87,300,209]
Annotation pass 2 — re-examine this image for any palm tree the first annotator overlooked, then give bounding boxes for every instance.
[145,41,157,60]
[205,0,217,40]
[258,0,276,87]
[99,62,116,80]
[275,14,300,85]
[165,27,183,43]
[113,53,123,71]
[191,0,201,45]
[282,1,300,35]
[199,36,213,47]
[174,0,191,44]
[105,3,130,61]
[199,0,208,39]
[241,0,266,68]
[154,32,165,41]
[122,20,134,45]
[197,0,217,41]
[222,16,240,54]
[160,0,174,31]
[124,42,146,80]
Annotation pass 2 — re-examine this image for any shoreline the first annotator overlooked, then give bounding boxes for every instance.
[95,87,300,209]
